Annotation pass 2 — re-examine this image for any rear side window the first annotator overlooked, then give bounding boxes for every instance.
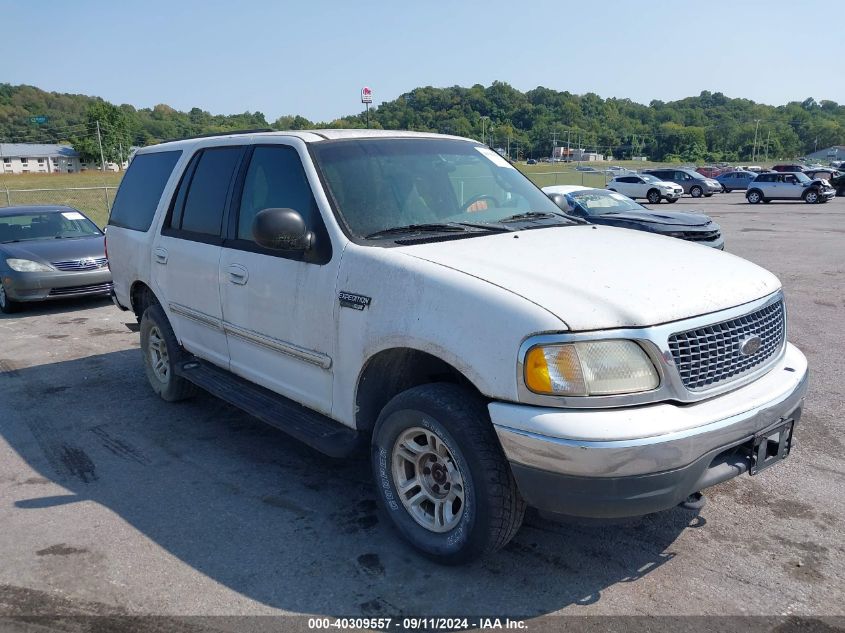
[171,147,243,237]
[108,151,181,231]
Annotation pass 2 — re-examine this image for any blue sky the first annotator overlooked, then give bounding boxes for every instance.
[3,0,838,122]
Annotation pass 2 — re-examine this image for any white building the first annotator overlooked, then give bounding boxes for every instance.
[0,143,81,174]
[0,143,126,174]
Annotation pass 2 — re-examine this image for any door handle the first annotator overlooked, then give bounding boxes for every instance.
[227,264,248,285]
[154,247,168,265]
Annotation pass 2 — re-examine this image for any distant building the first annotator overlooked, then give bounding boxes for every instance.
[0,143,80,174]
[804,145,845,162]
[0,143,127,174]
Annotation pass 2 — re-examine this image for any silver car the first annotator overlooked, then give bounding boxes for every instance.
[643,168,722,197]
[0,205,112,313]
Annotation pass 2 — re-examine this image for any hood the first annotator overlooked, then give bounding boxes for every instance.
[1,235,105,264]
[397,225,779,330]
[593,210,711,227]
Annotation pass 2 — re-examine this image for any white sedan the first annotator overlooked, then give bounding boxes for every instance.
[607,174,683,203]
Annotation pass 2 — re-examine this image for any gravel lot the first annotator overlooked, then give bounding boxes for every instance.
[0,194,843,622]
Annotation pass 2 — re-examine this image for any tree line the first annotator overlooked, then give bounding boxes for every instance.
[1,82,843,164]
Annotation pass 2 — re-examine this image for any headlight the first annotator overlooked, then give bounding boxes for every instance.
[524,340,659,396]
[5,258,53,272]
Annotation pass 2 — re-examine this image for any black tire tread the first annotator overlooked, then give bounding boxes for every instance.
[380,383,525,559]
[140,304,198,402]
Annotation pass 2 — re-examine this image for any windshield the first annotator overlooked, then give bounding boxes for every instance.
[311,138,568,239]
[793,172,812,183]
[569,190,645,216]
[0,210,101,243]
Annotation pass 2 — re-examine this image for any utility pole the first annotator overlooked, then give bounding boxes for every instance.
[764,130,771,163]
[566,130,571,162]
[752,119,760,163]
[96,120,106,172]
[551,131,559,161]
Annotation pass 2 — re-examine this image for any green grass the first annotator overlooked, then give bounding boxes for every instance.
[0,171,124,227]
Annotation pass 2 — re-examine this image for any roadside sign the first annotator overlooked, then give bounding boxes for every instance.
[361,87,373,104]
[29,116,49,124]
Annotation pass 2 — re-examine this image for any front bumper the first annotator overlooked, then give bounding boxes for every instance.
[2,268,113,302]
[491,343,808,518]
[661,189,682,200]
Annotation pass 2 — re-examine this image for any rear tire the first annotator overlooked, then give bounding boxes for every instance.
[140,304,198,402]
[371,383,525,565]
[690,185,703,198]
[0,282,21,314]
[646,189,661,204]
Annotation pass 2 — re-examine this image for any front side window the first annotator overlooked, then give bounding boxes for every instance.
[237,146,317,241]
[311,138,566,239]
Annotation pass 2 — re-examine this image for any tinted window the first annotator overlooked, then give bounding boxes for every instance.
[238,146,317,241]
[109,151,181,231]
[180,147,242,236]
[618,176,637,183]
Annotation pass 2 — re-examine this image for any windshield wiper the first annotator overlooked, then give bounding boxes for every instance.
[365,223,471,239]
[496,211,587,226]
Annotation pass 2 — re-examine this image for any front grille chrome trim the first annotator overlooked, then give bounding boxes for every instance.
[516,290,787,409]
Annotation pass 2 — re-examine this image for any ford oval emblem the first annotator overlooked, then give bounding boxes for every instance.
[739,336,762,356]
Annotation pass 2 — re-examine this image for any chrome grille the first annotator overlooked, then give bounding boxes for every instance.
[49,282,113,296]
[51,257,108,271]
[668,299,785,391]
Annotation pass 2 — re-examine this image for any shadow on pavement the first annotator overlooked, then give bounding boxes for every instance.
[0,349,703,617]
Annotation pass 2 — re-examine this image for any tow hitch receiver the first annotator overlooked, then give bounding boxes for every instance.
[749,419,794,475]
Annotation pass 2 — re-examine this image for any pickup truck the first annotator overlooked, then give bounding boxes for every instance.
[106,130,808,564]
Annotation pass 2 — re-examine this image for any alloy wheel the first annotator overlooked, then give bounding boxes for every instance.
[391,426,465,533]
[147,325,170,383]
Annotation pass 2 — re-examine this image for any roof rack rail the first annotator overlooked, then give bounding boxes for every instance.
[165,128,275,142]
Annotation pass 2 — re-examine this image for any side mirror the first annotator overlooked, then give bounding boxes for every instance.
[547,193,572,212]
[252,208,313,251]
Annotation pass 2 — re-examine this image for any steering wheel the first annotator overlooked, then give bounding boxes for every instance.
[461,194,501,212]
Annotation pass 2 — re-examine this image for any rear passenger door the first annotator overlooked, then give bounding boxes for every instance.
[219,142,338,415]
[152,144,245,369]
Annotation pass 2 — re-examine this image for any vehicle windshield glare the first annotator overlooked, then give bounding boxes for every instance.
[311,139,569,239]
[0,210,101,243]
[569,190,645,216]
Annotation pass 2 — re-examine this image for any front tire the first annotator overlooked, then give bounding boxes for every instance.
[371,383,525,565]
[690,186,703,198]
[0,282,21,314]
[803,189,820,204]
[666,197,678,203]
[140,304,198,402]
[646,189,661,204]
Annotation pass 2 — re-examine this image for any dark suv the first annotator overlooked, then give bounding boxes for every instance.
[643,168,721,198]
[771,164,807,173]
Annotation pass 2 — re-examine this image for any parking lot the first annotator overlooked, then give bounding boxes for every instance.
[0,193,843,621]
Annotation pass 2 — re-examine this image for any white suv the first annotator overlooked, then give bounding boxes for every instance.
[107,130,808,564]
[607,173,682,203]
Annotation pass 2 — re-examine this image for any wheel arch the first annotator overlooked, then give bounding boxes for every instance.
[129,281,163,321]
[355,347,483,433]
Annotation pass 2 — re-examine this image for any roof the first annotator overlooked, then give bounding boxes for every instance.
[136,129,474,154]
[0,143,79,158]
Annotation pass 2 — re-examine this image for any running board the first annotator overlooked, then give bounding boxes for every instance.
[175,359,361,458]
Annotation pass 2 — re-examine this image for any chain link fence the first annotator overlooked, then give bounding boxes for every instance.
[0,186,115,227]
[522,169,611,189]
